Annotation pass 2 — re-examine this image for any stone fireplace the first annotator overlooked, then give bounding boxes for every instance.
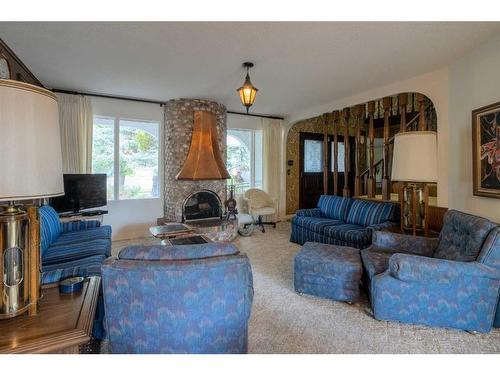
[163,98,227,222]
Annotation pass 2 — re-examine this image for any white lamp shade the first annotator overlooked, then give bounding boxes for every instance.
[0,79,64,201]
[391,131,438,183]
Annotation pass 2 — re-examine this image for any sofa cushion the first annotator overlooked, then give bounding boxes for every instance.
[345,199,397,227]
[292,216,344,233]
[361,248,393,282]
[56,226,112,245]
[118,243,239,261]
[39,205,62,255]
[317,195,353,220]
[43,238,111,265]
[323,223,372,248]
[477,227,500,268]
[434,210,497,262]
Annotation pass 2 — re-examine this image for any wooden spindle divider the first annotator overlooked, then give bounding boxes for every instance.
[382,96,392,200]
[342,107,351,197]
[367,101,375,198]
[398,93,407,132]
[417,93,427,131]
[332,110,340,196]
[322,112,330,195]
[354,104,364,196]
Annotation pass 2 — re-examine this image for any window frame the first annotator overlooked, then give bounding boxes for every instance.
[226,127,263,192]
[92,115,161,201]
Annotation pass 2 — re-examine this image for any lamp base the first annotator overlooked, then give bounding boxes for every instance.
[399,183,429,236]
[0,203,31,319]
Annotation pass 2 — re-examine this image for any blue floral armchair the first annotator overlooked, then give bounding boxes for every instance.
[102,243,254,353]
[361,210,500,333]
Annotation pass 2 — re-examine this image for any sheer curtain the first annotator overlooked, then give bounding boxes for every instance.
[262,117,284,221]
[57,93,93,173]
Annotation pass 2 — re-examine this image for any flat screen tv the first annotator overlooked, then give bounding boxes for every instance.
[50,174,107,213]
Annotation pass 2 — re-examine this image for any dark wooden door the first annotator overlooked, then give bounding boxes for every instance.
[299,133,329,209]
[299,132,355,209]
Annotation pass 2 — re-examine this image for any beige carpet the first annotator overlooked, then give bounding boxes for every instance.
[111,222,500,354]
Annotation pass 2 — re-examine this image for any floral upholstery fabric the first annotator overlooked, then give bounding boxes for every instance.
[294,242,362,302]
[477,227,500,328]
[434,210,496,262]
[317,195,353,221]
[360,249,393,290]
[119,243,239,261]
[373,261,500,333]
[102,250,254,353]
[363,210,500,332]
[372,231,438,257]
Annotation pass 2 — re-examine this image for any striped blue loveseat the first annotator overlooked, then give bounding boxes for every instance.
[290,195,399,249]
[40,205,112,339]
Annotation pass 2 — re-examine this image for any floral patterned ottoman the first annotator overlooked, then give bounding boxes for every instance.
[293,241,362,302]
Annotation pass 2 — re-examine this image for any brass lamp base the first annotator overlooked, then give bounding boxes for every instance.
[0,203,40,319]
[399,183,429,236]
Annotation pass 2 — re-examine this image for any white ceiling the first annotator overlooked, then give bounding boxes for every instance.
[1,22,499,117]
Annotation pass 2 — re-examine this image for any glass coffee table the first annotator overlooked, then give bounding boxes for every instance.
[150,218,238,245]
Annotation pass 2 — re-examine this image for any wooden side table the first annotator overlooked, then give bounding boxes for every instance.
[0,276,101,354]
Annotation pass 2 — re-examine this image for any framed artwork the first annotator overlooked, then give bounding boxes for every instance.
[472,101,500,198]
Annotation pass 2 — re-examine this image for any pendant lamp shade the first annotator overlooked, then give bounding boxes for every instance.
[0,79,64,201]
[237,62,258,113]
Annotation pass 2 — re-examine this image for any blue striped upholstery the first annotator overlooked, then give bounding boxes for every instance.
[62,220,101,232]
[346,199,398,227]
[43,238,111,265]
[295,208,322,217]
[39,205,112,340]
[56,226,112,245]
[323,224,372,248]
[317,195,353,221]
[291,196,399,249]
[291,216,344,233]
[39,205,62,255]
[42,254,106,284]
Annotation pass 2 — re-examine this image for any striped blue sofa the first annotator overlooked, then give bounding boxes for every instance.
[40,205,112,339]
[290,195,399,249]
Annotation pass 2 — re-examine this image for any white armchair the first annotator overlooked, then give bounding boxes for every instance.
[243,188,277,233]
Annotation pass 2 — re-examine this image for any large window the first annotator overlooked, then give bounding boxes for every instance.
[226,129,263,194]
[92,116,160,200]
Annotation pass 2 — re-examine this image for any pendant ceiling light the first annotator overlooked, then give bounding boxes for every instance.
[237,62,258,113]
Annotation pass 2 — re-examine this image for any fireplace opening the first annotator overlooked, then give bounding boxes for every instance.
[182,190,222,223]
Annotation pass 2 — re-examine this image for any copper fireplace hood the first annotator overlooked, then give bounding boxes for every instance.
[176,110,231,180]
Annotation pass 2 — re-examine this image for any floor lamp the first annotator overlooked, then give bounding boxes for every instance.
[391,131,437,236]
[0,79,64,319]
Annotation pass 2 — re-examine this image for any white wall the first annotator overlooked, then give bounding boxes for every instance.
[284,68,450,208]
[447,32,500,223]
[227,113,263,130]
[91,97,164,240]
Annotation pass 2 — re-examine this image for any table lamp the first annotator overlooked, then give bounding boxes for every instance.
[0,79,64,319]
[391,131,437,236]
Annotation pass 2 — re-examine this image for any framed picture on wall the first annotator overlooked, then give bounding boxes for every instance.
[472,101,500,198]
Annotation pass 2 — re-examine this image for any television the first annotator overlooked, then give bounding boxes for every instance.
[50,174,107,214]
